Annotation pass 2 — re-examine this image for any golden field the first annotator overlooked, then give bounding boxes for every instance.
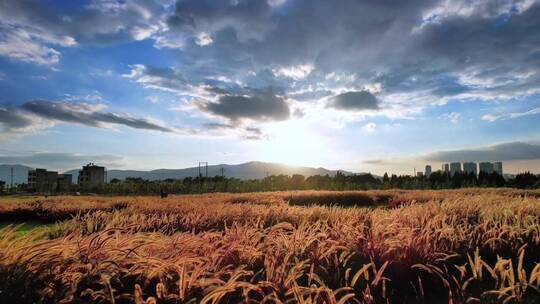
[0,189,539,303]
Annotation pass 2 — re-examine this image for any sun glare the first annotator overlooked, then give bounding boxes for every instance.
[254,120,330,167]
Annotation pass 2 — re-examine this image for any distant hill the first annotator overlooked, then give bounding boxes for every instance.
[64,161,359,181]
[0,164,33,185]
[0,161,367,183]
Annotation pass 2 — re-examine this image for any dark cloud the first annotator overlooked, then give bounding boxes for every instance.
[0,107,34,130]
[1,100,174,133]
[328,91,379,111]
[203,122,235,130]
[198,89,290,123]
[160,0,540,109]
[21,100,173,132]
[167,0,273,41]
[0,152,123,170]
[424,142,540,162]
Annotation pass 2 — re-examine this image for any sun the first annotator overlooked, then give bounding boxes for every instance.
[253,120,330,167]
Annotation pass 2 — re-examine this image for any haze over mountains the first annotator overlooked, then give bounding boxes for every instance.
[0,162,357,184]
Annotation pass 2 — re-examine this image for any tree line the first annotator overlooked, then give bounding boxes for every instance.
[3,170,539,195]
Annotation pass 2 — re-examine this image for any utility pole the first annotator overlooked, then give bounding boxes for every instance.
[221,167,224,178]
[10,166,14,189]
[198,162,208,193]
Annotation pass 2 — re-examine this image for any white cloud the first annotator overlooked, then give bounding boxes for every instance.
[363,82,383,94]
[268,0,287,7]
[440,112,460,124]
[131,25,159,41]
[195,32,214,46]
[62,93,104,103]
[482,107,540,122]
[0,26,62,65]
[154,34,186,49]
[272,64,315,80]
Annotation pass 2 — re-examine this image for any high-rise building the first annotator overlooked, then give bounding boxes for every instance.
[78,163,105,188]
[442,163,450,173]
[450,162,462,175]
[463,162,478,176]
[425,165,432,177]
[479,162,494,174]
[416,171,424,178]
[493,162,503,176]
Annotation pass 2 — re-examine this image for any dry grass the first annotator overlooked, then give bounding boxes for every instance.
[0,189,539,303]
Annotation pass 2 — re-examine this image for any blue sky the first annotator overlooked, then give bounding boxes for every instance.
[0,0,539,174]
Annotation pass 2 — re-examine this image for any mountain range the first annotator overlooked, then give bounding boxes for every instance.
[0,162,357,184]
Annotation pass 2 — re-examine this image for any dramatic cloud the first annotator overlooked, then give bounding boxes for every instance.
[154,0,540,117]
[123,64,235,99]
[3,0,540,112]
[9,0,533,123]
[0,152,124,170]
[424,142,540,162]
[124,64,289,132]
[197,89,290,124]
[328,91,379,111]
[0,100,174,134]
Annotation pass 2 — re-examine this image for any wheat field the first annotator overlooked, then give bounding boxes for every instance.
[0,189,539,303]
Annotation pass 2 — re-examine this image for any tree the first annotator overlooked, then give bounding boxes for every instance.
[290,174,305,189]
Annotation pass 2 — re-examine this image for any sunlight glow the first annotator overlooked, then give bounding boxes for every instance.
[254,120,331,167]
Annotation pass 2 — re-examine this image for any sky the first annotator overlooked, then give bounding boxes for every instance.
[0,0,539,174]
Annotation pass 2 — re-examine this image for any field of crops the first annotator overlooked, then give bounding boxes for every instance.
[0,189,539,303]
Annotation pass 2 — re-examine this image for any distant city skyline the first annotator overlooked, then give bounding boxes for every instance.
[0,1,539,174]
